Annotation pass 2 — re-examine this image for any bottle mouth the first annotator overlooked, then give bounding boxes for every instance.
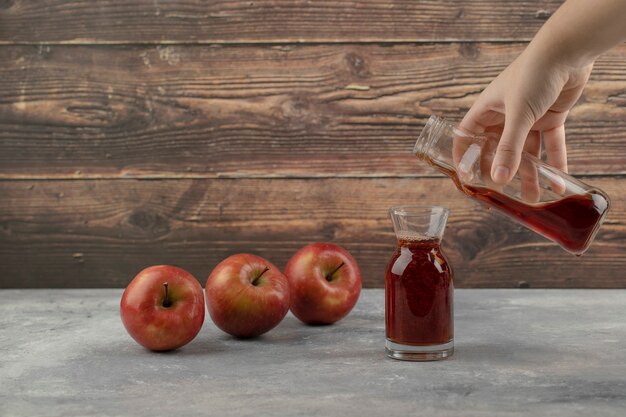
[414,115,445,159]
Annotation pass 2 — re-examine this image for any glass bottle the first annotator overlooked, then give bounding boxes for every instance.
[414,115,610,255]
[385,206,453,361]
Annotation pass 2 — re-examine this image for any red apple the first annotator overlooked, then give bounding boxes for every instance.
[205,254,290,338]
[285,243,362,325]
[120,265,205,351]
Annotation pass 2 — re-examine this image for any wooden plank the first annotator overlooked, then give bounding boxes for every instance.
[0,177,623,289]
[1,43,625,178]
[0,1,561,44]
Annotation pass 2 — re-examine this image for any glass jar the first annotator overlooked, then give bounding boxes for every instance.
[385,206,453,361]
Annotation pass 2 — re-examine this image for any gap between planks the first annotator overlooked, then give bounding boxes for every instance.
[0,39,533,47]
[1,173,625,181]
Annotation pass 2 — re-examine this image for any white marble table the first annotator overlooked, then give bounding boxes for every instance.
[1,289,625,416]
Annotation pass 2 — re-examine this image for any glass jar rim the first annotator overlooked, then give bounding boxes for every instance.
[388,205,449,217]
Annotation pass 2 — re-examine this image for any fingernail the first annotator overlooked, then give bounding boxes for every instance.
[493,166,510,183]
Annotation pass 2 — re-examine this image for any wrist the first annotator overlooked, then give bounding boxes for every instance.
[523,31,595,73]
[522,0,626,71]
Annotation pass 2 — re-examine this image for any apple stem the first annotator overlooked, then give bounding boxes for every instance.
[326,262,345,282]
[162,282,172,308]
[252,267,270,286]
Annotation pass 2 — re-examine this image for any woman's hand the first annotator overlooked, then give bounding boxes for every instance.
[459,51,593,184]
[459,0,626,184]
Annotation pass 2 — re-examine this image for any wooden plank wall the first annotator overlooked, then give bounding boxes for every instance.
[0,1,625,288]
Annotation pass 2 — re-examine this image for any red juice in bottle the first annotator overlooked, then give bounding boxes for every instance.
[385,236,453,347]
[463,185,608,255]
[414,115,611,255]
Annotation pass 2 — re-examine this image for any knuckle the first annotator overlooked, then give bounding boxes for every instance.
[524,102,542,123]
[544,142,563,153]
[509,99,541,126]
[544,139,566,154]
[497,145,519,156]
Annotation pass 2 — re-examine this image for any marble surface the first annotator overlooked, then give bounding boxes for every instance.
[1,289,625,417]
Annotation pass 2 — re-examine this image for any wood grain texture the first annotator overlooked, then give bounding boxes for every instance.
[1,43,625,179]
[0,0,560,44]
[1,1,625,290]
[1,177,623,289]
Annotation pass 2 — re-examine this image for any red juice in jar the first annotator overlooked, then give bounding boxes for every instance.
[386,236,453,345]
[385,206,454,361]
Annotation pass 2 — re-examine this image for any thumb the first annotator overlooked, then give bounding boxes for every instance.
[491,106,535,184]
